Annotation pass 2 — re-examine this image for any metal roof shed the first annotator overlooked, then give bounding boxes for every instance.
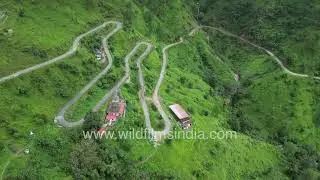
[169,104,190,120]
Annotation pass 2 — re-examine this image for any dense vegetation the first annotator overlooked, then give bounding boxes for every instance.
[0,0,319,179]
[195,0,320,75]
[192,0,320,179]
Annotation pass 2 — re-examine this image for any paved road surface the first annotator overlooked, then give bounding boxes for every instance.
[151,38,184,140]
[137,39,184,141]
[92,42,153,112]
[54,22,122,127]
[56,41,152,127]
[56,41,153,127]
[0,21,122,84]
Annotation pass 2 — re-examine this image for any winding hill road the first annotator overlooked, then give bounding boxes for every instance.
[56,41,153,127]
[5,19,315,141]
[93,42,153,112]
[54,23,122,127]
[0,21,122,84]
[137,38,184,141]
[190,26,320,81]
[151,38,184,139]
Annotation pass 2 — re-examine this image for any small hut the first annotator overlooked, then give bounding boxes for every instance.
[169,104,192,129]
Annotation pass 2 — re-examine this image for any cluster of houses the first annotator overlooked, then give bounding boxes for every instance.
[98,91,193,135]
[104,94,126,123]
[98,92,126,134]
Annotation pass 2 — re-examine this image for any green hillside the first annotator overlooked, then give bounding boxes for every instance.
[194,0,320,179]
[0,0,319,179]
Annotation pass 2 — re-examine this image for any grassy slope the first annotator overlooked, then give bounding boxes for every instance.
[112,34,285,178]
[196,0,320,152]
[197,0,320,76]
[0,0,288,179]
[0,0,105,75]
[203,13,320,150]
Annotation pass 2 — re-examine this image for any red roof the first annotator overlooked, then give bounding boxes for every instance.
[106,113,117,121]
[169,104,190,119]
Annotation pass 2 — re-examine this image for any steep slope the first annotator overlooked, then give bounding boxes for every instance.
[194,0,320,178]
[0,0,297,179]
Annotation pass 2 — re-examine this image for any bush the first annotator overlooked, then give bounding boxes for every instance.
[228,109,253,133]
[0,142,5,152]
[82,112,102,131]
[22,46,47,58]
[283,141,320,178]
[7,127,20,138]
[55,87,71,98]
[97,74,116,89]
[203,110,209,116]
[17,86,29,96]
[31,75,46,93]
[81,58,99,77]
[165,87,171,94]
[18,9,24,17]
[179,76,187,84]
[33,113,49,125]
[203,94,208,99]
[85,0,98,9]
[192,169,205,178]
[165,138,173,145]
[187,82,193,89]
[58,63,80,75]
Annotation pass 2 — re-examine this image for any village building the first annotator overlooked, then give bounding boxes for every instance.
[169,104,192,129]
[95,47,106,62]
[104,92,126,125]
[98,92,126,134]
